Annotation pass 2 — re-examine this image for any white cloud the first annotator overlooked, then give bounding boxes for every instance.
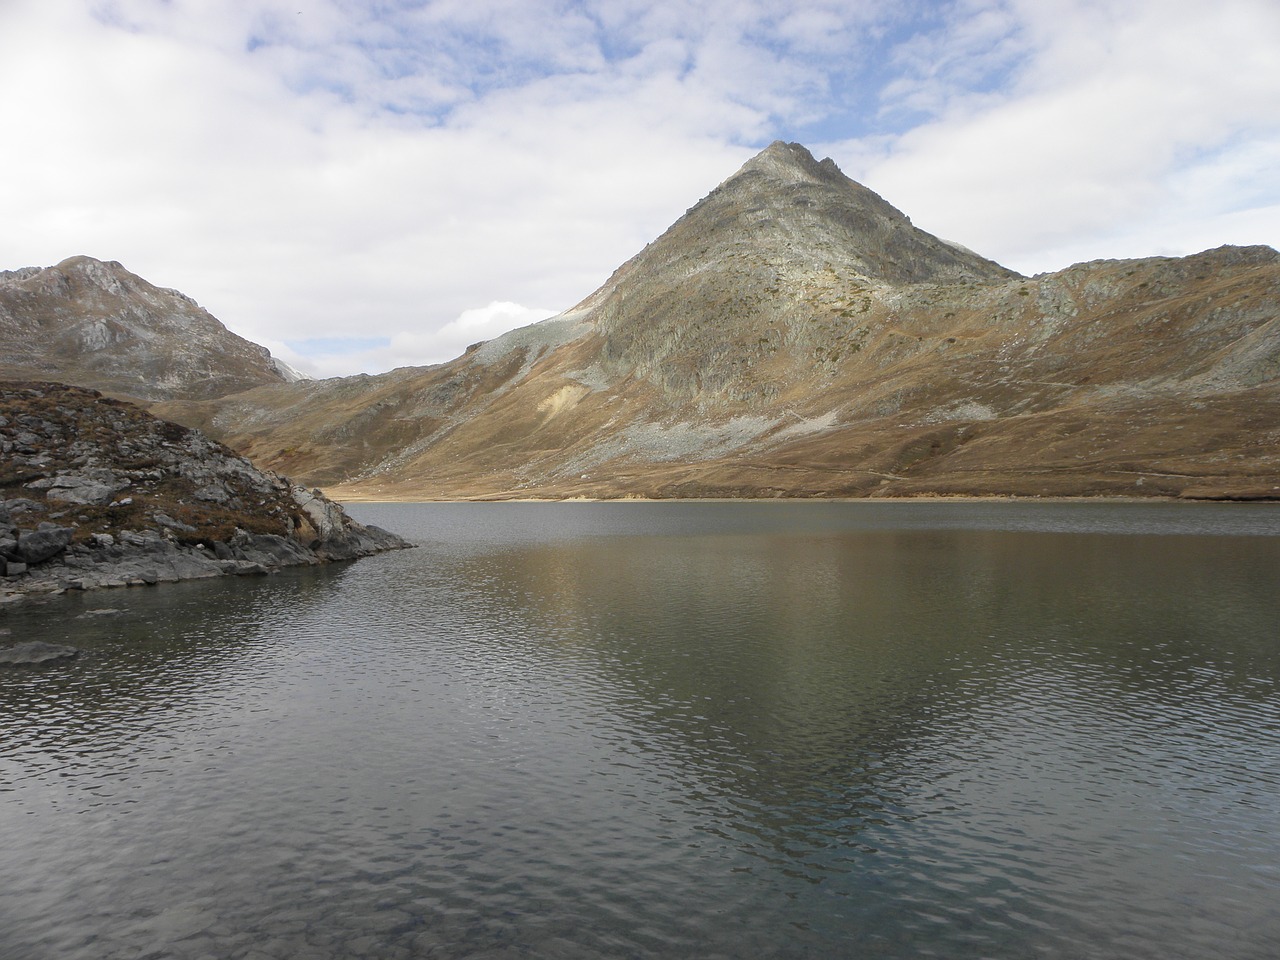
[276,300,558,378]
[0,0,764,372]
[839,0,1280,273]
[1,0,1277,377]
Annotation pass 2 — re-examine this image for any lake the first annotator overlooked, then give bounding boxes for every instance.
[2,500,1279,959]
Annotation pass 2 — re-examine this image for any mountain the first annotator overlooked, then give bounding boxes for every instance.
[583,140,1019,402]
[8,143,1280,500]
[0,256,302,401]
[144,143,1279,501]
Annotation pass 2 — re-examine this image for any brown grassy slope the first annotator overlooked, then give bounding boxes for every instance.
[155,244,1280,502]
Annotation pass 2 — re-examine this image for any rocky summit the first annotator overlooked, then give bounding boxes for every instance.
[6,142,1280,501]
[1,381,409,605]
[0,256,303,402]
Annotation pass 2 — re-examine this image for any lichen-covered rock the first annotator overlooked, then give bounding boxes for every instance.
[27,470,129,506]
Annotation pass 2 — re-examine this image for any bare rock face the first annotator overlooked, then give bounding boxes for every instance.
[0,256,299,401]
[0,382,410,604]
[580,141,1019,402]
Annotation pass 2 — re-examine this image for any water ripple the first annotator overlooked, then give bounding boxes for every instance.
[2,502,1279,959]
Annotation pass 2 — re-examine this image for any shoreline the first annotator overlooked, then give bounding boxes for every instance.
[0,526,411,610]
[8,495,1274,616]
[337,493,1277,505]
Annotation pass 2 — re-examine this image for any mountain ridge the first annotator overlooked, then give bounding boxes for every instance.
[156,246,1278,501]
[5,142,1278,501]
[0,256,302,401]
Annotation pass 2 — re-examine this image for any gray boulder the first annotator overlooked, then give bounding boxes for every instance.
[0,641,80,665]
[291,486,345,541]
[193,482,231,503]
[27,472,128,507]
[3,498,44,516]
[14,524,74,565]
[153,513,197,533]
[46,481,120,506]
[229,531,314,567]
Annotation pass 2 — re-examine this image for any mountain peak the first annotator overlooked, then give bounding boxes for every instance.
[568,141,1022,405]
[58,254,127,273]
[52,255,147,298]
[738,141,844,186]
[648,141,1018,291]
[0,257,292,401]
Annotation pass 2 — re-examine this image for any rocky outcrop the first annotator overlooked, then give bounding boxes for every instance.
[1,382,409,605]
[0,256,302,402]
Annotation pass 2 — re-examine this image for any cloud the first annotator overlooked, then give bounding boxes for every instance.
[272,300,558,378]
[835,0,1280,273]
[1,0,790,373]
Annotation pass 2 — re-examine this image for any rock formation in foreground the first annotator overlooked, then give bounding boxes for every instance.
[1,382,409,605]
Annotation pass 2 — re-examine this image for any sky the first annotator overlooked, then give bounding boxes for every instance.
[2,0,1278,378]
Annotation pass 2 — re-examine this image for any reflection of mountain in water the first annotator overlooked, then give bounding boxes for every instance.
[467,525,1280,866]
[6,502,1280,960]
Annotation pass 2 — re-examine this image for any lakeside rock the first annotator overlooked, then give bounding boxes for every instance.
[1,381,410,606]
[0,640,80,665]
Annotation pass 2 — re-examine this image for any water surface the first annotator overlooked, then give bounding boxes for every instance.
[2,501,1279,959]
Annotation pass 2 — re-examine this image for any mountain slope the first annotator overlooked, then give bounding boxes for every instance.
[582,140,1019,401]
[0,256,298,401]
[154,144,1280,501]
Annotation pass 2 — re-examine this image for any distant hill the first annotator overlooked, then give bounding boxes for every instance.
[0,256,303,402]
[7,143,1279,500]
